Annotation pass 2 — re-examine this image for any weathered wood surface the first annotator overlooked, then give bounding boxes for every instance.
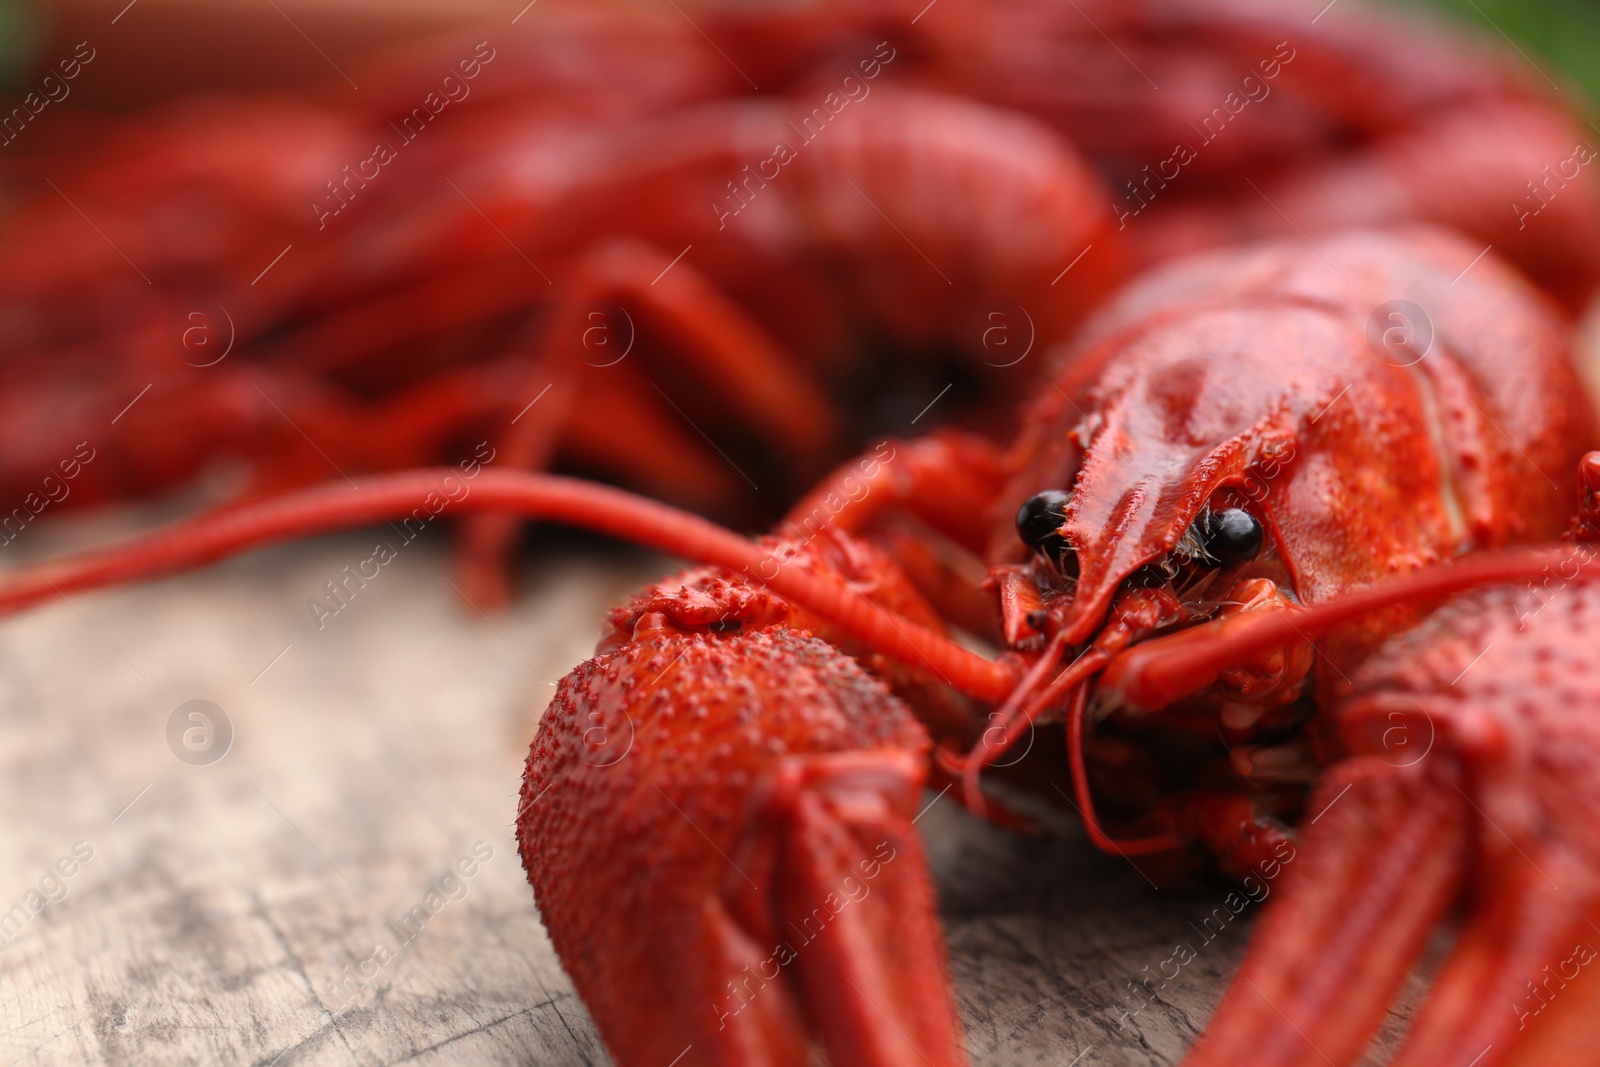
[0,521,1431,1066]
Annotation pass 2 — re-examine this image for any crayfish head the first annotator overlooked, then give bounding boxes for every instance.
[1001,335,1308,652]
[1005,427,1300,653]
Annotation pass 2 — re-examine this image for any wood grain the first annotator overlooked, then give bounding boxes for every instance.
[0,520,1431,1066]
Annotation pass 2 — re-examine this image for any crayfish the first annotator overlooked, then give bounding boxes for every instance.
[5,227,1599,1067]
[5,0,1600,1065]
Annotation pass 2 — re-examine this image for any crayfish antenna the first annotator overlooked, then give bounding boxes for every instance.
[0,469,1016,702]
[944,587,1185,855]
[1063,684,1181,857]
[1101,544,1596,711]
[939,630,1072,815]
[1048,543,1595,862]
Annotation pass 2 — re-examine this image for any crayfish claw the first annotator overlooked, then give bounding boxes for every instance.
[1186,759,1466,1067]
[519,556,969,1067]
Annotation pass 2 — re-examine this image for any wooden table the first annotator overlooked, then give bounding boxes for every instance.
[0,518,1434,1066]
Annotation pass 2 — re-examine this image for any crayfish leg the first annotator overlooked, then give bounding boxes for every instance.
[1184,759,1466,1067]
[457,236,835,609]
[782,431,1010,641]
[1388,849,1593,1067]
[1161,791,1297,885]
[1344,579,1600,1067]
[519,621,965,1067]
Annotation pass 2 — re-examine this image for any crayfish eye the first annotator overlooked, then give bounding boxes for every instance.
[1015,490,1071,552]
[1196,507,1263,567]
[1016,490,1079,578]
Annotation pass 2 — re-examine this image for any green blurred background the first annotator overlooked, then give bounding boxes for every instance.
[1404,0,1600,103]
[0,2,40,85]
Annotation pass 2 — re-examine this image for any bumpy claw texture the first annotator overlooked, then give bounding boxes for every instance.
[519,533,968,1067]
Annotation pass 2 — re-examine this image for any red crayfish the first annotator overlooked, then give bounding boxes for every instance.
[3,0,1600,1065]
[3,228,1598,1067]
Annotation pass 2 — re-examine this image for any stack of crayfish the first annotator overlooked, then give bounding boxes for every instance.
[4,0,1600,1064]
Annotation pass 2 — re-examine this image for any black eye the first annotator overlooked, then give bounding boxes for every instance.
[1016,491,1079,577]
[1197,508,1263,567]
[1016,490,1071,552]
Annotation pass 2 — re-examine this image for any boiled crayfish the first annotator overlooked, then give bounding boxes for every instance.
[3,227,1597,1067]
[4,0,1600,1063]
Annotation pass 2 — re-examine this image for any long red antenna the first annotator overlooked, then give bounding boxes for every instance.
[1066,683,1182,855]
[945,581,1190,856]
[1101,544,1594,709]
[0,469,1019,703]
[1056,544,1592,858]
